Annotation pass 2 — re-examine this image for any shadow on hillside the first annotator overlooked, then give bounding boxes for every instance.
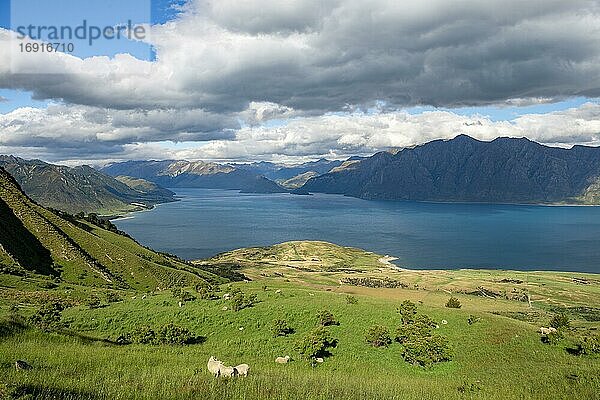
[7,384,102,400]
[186,335,207,345]
[0,318,27,339]
[0,198,56,276]
[60,329,121,346]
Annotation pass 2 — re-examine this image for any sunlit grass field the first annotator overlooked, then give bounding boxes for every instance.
[1,276,599,400]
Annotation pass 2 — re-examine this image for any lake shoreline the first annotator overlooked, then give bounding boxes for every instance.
[113,188,600,274]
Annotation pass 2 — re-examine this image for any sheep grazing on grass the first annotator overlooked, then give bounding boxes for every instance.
[275,355,291,364]
[207,356,225,377]
[207,357,242,378]
[220,366,236,377]
[234,364,250,377]
[539,327,557,335]
[315,358,324,363]
[15,360,32,371]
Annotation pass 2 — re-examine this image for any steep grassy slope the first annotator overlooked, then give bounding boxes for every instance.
[0,167,223,291]
[0,242,598,399]
[0,156,176,214]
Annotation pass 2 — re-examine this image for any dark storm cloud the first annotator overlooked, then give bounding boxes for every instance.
[0,0,599,163]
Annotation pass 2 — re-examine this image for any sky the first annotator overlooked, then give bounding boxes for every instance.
[0,0,599,165]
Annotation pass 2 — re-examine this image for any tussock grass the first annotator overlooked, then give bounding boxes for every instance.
[1,282,599,399]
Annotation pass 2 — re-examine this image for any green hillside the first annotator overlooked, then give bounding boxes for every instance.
[0,239,598,399]
[1,179,598,400]
[0,166,224,291]
[0,156,176,215]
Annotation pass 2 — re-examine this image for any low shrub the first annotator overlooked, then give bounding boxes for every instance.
[29,302,64,332]
[316,309,339,326]
[157,323,192,345]
[230,289,258,311]
[395,314,437,343]
[550,313,570,330]
[397,300,418,324]
[295,326,337,360]
[445,296,462,309]
[574,333,600,355]
[171,287,196,302]
[365,325,392,347]
[402,334,453,367]
[467,315,481,325]
[345,295,358,305]
[127,323,193,345]
[271,319,294,337]
[105,291,122,303]
[197,285,219,300]
[115,333,132,345]
[543,329,565,345]
[131,326,157,344]
[86,295,102,309]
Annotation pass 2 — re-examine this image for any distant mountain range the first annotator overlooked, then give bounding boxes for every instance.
[100,160,287,193]
[233,159,343,182]
[8,135,600,211]
[302,135,600,204]
[0,166,224,290]
[0,156,177,214]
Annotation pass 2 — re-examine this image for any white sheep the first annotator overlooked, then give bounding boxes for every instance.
[275,355,290,364]
[234,364,250,377]
[539,327,557,335]
[315,357,324,363]
[207,356,224,377]
[220,366,236,377]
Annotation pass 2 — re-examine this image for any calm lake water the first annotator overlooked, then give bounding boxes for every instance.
[114,189,600,273]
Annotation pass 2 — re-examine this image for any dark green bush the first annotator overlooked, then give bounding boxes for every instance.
[29,302,64,332]
[157,323,192,345]
[550,313,570,329]
[295,326,337,360]
[397,300,418,324]
[115,333,132,345]
[544,329,565,345]
[197,285,219,300]
[445,296,462,309]
[395,314,437,343]
[105,291,122,303]
[131,326,157,344]
[86,295,102,309]
[402,334,453,367]
[467,315,481,325]
[230,289,258,311]
[365,325,392,347]
[345,295,358,305]
[316,309,338,326]
[171,287,196,302]
[574,333,600,355]
[271,319,294,337]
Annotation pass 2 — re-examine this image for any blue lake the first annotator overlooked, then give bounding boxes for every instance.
[114,189,600,273]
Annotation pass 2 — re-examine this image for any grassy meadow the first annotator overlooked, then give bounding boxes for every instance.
[1,241,599,399]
